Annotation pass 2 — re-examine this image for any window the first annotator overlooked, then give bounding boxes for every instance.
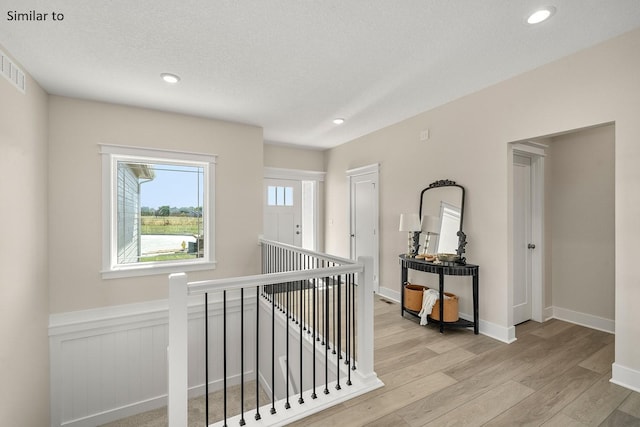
[100,144,216,278]
[267,185,294,206]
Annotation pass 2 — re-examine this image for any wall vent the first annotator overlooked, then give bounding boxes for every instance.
[0,50,26,94]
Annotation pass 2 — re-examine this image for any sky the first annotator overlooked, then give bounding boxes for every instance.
[139,164,204,209]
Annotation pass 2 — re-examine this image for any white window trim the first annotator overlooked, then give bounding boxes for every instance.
[99,144,217,279]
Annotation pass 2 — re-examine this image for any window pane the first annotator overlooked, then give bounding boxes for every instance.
[117,161,205,264]
[276,186,284,206]
[284,186,293,206]
[267,186,276,206]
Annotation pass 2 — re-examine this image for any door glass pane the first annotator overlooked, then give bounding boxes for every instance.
[284,186,293,206]
[276,186,284,205]
[267,186,276,206]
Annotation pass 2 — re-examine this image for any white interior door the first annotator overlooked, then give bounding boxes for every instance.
[513,154,533,325]
[348,166,379,292]
[264,179,302,246]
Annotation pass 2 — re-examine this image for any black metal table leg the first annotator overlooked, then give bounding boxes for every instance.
[400,263,408,316]
[438,272,444,333]
[473,271,479,334]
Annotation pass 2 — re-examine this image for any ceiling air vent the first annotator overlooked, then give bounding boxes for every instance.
[1,50,26,94]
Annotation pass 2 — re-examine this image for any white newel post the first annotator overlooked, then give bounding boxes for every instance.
[356,256,375,377]
[168,273,188,427]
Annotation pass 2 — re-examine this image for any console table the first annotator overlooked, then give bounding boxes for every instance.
[399,254,479,334]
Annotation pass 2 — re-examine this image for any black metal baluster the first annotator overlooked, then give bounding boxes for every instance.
[346,274,352,386]
[332,270,337,355]
[255,285,261,421]
[299,253,303,323]
[205,292,209,426]
[270,282,276,415]
[317,258,321,343]
[299,271,304,405]
[311,276,317,399]
[303,255,307,332]
[223,290,228,427]
[281,248,285,311]
[352,277,357,372]
[294,253,299,324]
[324,275,330,395]
[240,288,246,426]
[278,248,282,311]
[305,255,310,334]
[336,274,341,391]
[285,281,291,409]
[285,250,289,315]
[345,272,350,365]
[320,261,324,345]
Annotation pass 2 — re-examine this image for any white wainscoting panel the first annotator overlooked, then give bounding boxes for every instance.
[49,291,256,427]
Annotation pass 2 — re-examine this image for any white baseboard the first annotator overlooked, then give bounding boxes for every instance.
[611,363,640,393]
[550,306,615,334]
[377,286,400,303]
[457,312,516,343]
[60,396,168,427]
[543,306,554,321]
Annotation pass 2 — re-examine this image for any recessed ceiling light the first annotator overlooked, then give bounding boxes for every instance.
[333,118,345,125]
[527,6,556,24]
[161,73,180,84]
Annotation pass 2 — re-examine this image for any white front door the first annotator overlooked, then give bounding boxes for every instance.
[348,165,379,293]
[513,154,533,325]
[264,179,302,246]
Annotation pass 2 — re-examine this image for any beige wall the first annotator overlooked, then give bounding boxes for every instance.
[324,29,640,374]
[48,96,264,313]
[264,142,325,171]
[549,124,615,319]
[0,47,50,425]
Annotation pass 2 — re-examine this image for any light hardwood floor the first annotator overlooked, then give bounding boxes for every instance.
[287,297,640,427]
[106,297,640,426]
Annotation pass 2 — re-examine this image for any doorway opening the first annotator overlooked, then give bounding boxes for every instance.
[509,123,616,337]
[511,142,546,327]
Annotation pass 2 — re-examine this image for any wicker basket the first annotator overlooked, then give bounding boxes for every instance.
[404,283,426,312]
[430,292,459,322]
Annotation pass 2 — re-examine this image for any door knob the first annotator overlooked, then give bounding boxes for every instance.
[528,243,536,249]
[350,234,355,238]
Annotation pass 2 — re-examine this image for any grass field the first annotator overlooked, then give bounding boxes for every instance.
[139,253,196,262]
[140,216,202,235]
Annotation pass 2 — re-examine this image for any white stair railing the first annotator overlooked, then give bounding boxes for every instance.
[168,240,382,426]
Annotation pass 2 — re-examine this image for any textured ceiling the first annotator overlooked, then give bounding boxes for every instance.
[2,1,640,149]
